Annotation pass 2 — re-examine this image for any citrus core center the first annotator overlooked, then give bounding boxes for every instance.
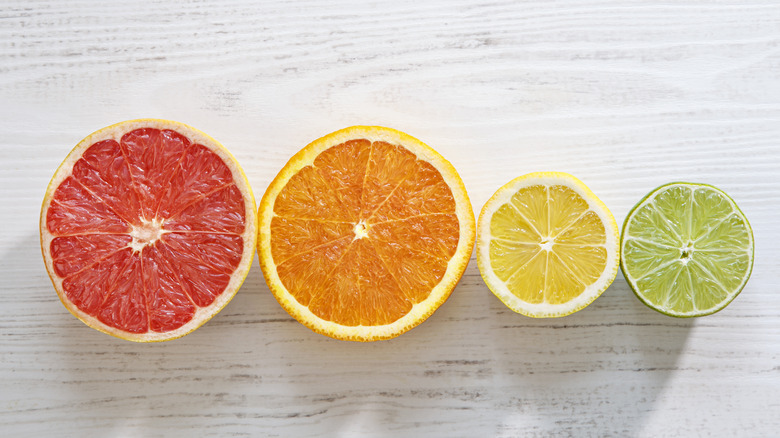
[540,238,554,251]
[353,220,369,240]
[129,218,165,252]
[680,243,694,264]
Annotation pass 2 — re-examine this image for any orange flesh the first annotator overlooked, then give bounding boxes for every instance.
[271,140,459,326]
[46,128,246,334]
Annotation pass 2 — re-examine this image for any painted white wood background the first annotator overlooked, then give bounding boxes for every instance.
[2,1,779,436]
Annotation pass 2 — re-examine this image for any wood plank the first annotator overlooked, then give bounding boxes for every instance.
[1,0,778,436]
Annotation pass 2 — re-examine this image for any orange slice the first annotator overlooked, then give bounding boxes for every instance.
[40,119,257,342]
[258,126,475,341]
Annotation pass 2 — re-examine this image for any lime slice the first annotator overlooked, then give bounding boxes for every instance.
[620,182,754,317]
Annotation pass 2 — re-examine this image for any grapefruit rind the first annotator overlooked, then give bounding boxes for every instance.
[619,182,754,317]
[477,172,620,318]
[40,119,258,342]
[258,126,475,341]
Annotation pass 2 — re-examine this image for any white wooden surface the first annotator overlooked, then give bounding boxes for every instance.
[2,1,779,436]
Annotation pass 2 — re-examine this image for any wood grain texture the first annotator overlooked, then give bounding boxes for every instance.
[1,1,779,436]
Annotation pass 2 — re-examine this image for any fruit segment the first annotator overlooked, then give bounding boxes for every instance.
[71,139,142,221]
[489,204,541,243]
[276,237,353,307]
[548,185,590,236]
[369,160,456,222]
[157,243,233,308]
[94,252,148,333]
[504,252,547,304]
[50,234,132,278]
[357,241,413,325]
[621,238,680,279]
[360,141,418,217]
[62,248,138,317]
[121,128,191,219]
[546,252,586,304]
[156,143,237,218]
[164,184,246,233]
[47,177,131,235]
[489,240,540,281]
[142,245,197,332]
[273,140,370,222]
[314,139,371,221]
[555,211,606,245]
[370,236,449,303]
[270,217,354,263]
[369,214,459,261]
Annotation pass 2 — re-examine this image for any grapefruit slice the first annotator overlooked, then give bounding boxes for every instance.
[258,126,475,341]
[40,119,257,342]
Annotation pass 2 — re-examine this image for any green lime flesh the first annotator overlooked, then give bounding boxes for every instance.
[620,183,754,317]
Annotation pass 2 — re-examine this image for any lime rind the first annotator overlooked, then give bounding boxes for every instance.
[620,182,754,317]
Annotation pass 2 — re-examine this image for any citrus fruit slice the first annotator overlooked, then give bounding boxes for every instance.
[620,182,754,317]
[40,119,257,342]
[477,172,620,317]
[258,126,475,341]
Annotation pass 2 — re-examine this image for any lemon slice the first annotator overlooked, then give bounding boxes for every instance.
[477,172,620,317]
[621,182,754,317]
